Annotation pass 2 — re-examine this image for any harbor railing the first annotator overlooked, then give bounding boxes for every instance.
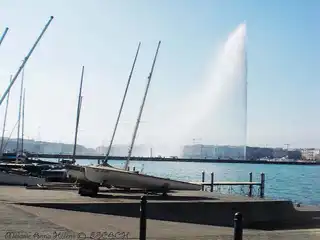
[197,171,265,198]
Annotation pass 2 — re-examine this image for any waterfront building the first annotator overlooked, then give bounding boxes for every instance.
[272,148,287,158]
[301,148,320,160]
[181,145,245,159]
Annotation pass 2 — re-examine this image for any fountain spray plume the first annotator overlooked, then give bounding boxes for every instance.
[154,23,247,157]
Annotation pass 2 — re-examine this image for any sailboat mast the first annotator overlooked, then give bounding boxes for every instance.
[125,41,161,170]
[0,16,54,107]
[21,88,26,152]
[0,27,9,47]
[0,76,12,156]
[72,66,85,163]
[103,42,141,164]
[16,67,25,154]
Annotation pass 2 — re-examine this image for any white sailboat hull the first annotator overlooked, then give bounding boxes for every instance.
[67,169,85,180]
[84,166,201,191]
[0,171,45,186]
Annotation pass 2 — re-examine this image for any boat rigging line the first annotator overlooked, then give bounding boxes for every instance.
[2,119,19,153]
[103,42,141,164]
[0,16,54,107]
[21,88,26,153]
[0,76,12,156]
[125,41,161,171]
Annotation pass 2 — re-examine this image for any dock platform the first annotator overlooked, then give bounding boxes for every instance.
[196,181,261,186]
[0,186,319,239]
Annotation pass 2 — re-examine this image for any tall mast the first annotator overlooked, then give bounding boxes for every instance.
[72,66,85,164]
[0,76,12,156]
[0,27,9,48]
[21,88,26,153]
[125,41,161,170]
[0,16,54,107]
[16,67,25,155]
[103,42,141,164]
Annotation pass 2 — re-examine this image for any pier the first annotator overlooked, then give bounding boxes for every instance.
[0,185,319,240]
[0,169,318,239]
[2,153,320,165]
[196,171,265,198]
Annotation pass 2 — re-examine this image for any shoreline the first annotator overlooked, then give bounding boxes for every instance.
[124,158,320,165]
[2,153,320,165]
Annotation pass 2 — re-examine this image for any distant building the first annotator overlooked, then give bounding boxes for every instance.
[245,147,273,160]
[272,148,287,158]
[287,150,302,160]
[301,148,320,160]
[95,144,150,157]
[3,138,97,155]
[182,145,245,160]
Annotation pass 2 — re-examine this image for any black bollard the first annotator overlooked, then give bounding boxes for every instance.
[248,172,253,197]
[234,212,243,240]
[201,171,205,191]
[260,173,265,198]
[139,195,147,240]
[210,172,214,192]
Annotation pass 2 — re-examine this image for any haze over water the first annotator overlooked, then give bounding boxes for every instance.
[79,159,319,206]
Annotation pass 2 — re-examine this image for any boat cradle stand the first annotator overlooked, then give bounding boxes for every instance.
[78,181,170,198]
[78,181,99,197]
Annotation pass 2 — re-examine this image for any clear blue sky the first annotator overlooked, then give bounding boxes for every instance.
[0,0,319,150]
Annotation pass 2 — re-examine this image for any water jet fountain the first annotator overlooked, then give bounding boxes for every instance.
[147,23,248,159]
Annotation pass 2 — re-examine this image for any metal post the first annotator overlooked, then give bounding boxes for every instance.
[260,173,265,198]
[234,212,243,240]
[248,172,252,197]
[210,172,214,192]
[139,195,147,240]
[201,171,205,191]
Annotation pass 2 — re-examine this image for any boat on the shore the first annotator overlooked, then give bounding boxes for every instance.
[0,168,45,186]
[77,42,202,197]
[84,165,201,191]
[66,164,85,180]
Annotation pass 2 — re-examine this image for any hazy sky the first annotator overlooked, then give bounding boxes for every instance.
[0,0,319,150]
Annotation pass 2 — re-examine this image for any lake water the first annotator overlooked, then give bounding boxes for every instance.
[80,159,319,206]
